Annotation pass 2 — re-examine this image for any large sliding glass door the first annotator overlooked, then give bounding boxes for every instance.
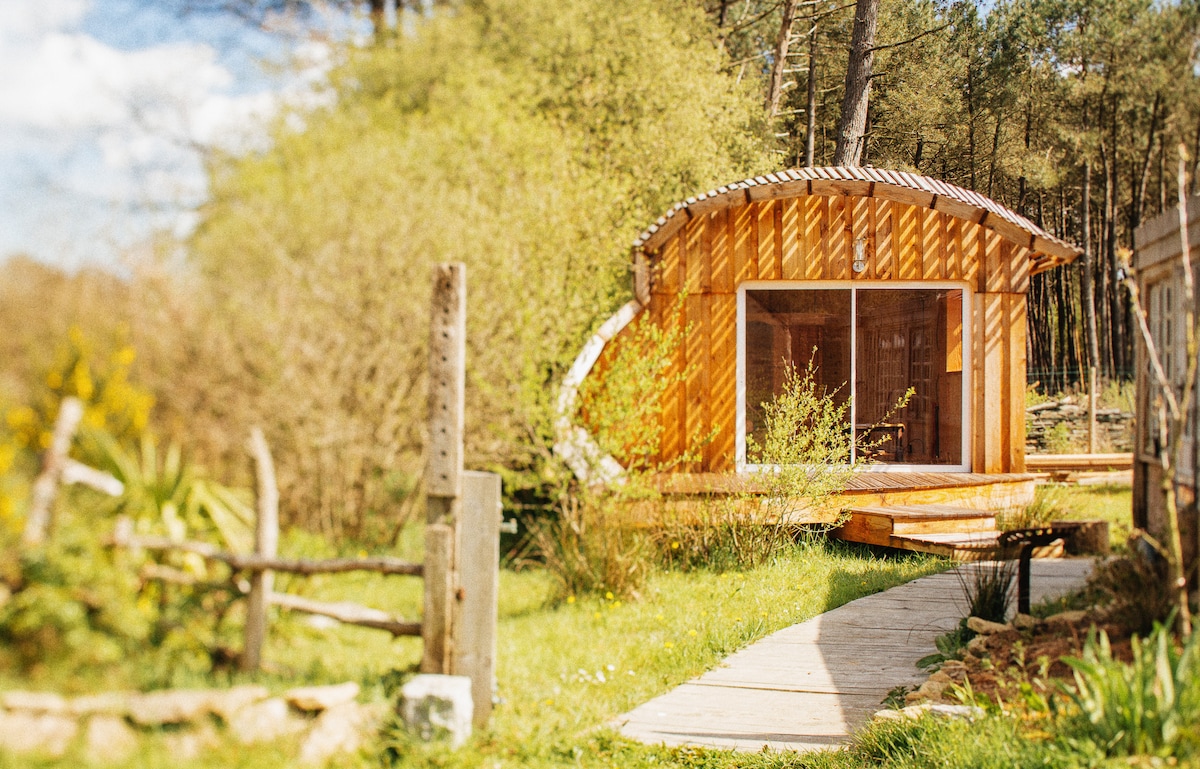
[739,283,969,471]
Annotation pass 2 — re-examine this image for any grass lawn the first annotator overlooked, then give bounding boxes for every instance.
[8,538,946,768]
[1028,482,1133,549]
[7,482,1162,768]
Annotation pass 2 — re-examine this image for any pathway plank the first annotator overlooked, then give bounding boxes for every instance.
[615,559,1093,752]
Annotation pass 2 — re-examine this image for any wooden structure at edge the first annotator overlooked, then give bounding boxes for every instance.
[587,168,1079,476]
[1132,193,1200,574]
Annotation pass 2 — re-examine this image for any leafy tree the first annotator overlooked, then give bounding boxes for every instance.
[190,0,771,538]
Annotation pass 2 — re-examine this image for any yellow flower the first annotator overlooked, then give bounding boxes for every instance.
[114,346,136,367]
[566,596,575,604]
[688,630,697,637]
[663,642,674,649]
[593,612,602,620]
[613,601,622,609]
[605,591,614,600]
[671,541,680,550]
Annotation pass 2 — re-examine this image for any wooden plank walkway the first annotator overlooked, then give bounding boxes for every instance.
[615,559,1094,753]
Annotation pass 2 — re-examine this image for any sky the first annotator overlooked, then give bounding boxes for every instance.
[0,0,333,270]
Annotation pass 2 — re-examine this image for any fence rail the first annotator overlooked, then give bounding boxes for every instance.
[100,263,497,728]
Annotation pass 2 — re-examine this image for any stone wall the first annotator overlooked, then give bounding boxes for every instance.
[0,682,385,764]
[1025,398,1135,454]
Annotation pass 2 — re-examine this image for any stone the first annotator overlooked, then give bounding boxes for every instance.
[966,635,990,656]
[127,689,214,726]
[285,682,360,713]
[927,671,953,685]
[297,702,382,765]
[872,708,905,721]
[1012,613,1038,631]
[1045,609,1089,627]
[84,715,138,764]
[69,692,132,717]
[399,675,473,749]
[966,616,1010,635]
[2,690,69,713]
[163,722,220,761]
[939,660,968,679]
[207,685,270,723]
[927,704,985,721]
[0,710,79,757]
[229,697,308,745]
[915,679,949,701]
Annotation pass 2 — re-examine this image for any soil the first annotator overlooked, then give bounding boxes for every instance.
[955,613,1136,704]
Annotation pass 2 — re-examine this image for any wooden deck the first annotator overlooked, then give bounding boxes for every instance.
[615,559,1095,752]
[648,473,1037,557]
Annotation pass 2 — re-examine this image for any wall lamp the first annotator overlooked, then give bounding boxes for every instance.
[852,238,868,274]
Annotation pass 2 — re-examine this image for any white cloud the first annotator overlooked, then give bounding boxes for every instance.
[0,0,332,268]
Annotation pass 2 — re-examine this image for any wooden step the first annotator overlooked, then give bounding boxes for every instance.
[837,505,996,544]
[889,531,1000,561]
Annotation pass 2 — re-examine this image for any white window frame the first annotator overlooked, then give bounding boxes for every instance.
[736,280,973,473]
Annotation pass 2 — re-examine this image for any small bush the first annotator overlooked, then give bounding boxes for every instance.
[1088,553,1174,635]
[521,491,651,600]
[1059,623,1200,759]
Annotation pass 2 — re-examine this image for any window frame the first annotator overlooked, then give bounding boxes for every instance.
[736,280,973,473]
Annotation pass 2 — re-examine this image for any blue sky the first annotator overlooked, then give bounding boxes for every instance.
[0,0,333,270]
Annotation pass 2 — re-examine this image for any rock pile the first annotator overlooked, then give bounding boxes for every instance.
[0,682,386,764]
[1025,398,1134,453]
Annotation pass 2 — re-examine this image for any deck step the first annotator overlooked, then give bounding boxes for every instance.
[839,504,997,540]
[889,531,1000,560]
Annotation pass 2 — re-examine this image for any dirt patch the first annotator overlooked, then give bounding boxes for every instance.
[956,614,1135,704]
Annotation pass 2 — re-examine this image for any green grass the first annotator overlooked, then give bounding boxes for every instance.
[1031,483,1133,549]
[8,538,946,768]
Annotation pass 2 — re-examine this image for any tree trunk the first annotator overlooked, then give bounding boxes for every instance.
[833,0,880,166]
[766,0,803,117]
[1081,162,1101,452]
[804,17,818,167]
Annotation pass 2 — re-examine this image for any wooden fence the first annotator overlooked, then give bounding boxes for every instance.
[47,263,497,727]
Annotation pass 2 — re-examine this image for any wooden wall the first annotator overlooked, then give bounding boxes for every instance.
[601,194,1033,474]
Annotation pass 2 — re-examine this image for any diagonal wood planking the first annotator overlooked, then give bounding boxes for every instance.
[616,559,1094,753]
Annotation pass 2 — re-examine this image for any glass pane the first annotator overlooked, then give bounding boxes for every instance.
[745,290,851,457]
[855,289,963,465]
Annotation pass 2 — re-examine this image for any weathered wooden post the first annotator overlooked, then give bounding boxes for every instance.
[243,427,279,672]
[455,470,501,728]
[23,397,84,547]
[422,263,466,675]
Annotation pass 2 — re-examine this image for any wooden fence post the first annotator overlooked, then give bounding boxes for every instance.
[23,397,84,548]
[422,263,466,675]
[243,427,279,673]
[455,470,501,728]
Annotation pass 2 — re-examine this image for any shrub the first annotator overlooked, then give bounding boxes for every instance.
[1087,553,1174,636]
[1059,623,1200,759]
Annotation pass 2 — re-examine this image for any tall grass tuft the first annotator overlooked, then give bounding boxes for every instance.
[957,560,1015,623]
[1059,623,1200,758]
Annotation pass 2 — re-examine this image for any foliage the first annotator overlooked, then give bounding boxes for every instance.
[1088,553,1175,636]
[5,326,152,452]
[1059,623,1200,759]
[916,618,971,672]
[745,359,858,522]
[0,511,152,688]
[77,428,255,553]
[521,492,652,600]
[190,0,771,540]
[997,485,1067,531]
[576,306,689,475]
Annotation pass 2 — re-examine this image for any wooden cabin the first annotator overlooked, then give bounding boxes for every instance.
[557,168,1082,556]
[1132,193,1200,571]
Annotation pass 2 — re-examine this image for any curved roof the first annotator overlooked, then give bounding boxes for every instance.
[633,166,1081,274]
